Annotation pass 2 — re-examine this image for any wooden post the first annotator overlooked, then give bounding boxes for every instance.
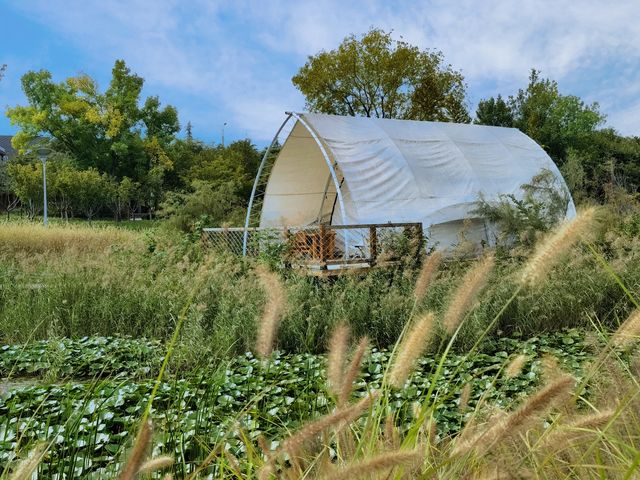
[369,226,378,266]
[414,223,424,260]
[319,224,327,269]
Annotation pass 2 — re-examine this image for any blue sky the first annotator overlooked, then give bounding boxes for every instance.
[1,0,639,146]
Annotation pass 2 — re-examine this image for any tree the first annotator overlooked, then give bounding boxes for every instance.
[475,70,604,162]
[161,180,246,232]
[6,60,179,184]
[473,169,571,247]
[475,95,513,127]
[292,28,470,122]
[7,162,43,220]
[74,169,108,221]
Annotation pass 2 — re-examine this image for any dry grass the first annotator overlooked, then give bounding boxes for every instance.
[0,223,139,254]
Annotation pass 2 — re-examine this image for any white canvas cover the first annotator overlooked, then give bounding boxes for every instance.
[260,113,576,249]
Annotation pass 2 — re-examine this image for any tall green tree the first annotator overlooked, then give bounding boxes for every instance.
[475,70,604,162]
[6,60,179,185]
[292,28,470,122]
[475,95,514,127]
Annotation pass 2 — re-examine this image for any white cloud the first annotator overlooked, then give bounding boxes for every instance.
[7,0,640,140]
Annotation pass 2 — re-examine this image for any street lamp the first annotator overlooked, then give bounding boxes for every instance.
[37,147,51,226]
[221,122,227,148]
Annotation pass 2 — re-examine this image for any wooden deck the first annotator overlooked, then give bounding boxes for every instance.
[202,222,424,273]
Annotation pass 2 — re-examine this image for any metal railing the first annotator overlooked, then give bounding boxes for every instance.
[202,223,423,270]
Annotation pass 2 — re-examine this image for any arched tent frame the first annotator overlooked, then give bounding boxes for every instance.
[242,112,348,256]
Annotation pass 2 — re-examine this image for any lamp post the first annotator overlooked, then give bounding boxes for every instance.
[221,122,227,148]
[37,147,50,226]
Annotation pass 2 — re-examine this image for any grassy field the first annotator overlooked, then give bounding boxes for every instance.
[1,206,640,478]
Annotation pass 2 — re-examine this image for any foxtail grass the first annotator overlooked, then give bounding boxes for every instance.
[454,375,575,456]
[388,312,435,388]
[611,309,640,349]
[118,421,152,480]
[255,267,286,358]
[414,251,443,303]
[539,409,616,451]
[137,456,174,476]
[442,254,494,335]
[8,444,46,480]
[504,354,528,379]
[339,337,369,406]
[327,323,350,397]
[321,450,423,480]
[521,207,598,288]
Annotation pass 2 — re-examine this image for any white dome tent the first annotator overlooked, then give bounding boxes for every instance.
[242,112,575,257]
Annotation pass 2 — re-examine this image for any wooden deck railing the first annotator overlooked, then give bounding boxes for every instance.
[202,222,424,271]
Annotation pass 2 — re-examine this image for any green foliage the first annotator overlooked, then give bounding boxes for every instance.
[160,179,246,232]
[6,156,143,221]
[292,28,470,122]
[5,60,179,211]
[476,70,605,162]
[474,94,513,127]
[0,330,594,476]
[6,161,43,219]
[473,169,571,247]
[0,337,162,379]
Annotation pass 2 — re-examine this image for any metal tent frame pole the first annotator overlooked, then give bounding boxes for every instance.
[242,113,293,256]
[242,112,349,258]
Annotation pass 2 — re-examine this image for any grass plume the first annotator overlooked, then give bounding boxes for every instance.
[521,207,598,288]
[339,336,369,406]
[611,309,640,349]
[9,444,46,480]
[414,251,443,303]
[322,450,423,480]
[389,312,435,388]
[454,375,575,456]
[119,421,152,480]
[459,383,472,412]
[327,323,350,397]
[442,254,494,335]
[137,456,174,476]
[504,354,528,379]
[255,266,286,358]
[539,409,616,451]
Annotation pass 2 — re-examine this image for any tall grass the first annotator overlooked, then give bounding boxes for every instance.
[4,208,640,478]
[0,223,139,254]
[1,202,640,360]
